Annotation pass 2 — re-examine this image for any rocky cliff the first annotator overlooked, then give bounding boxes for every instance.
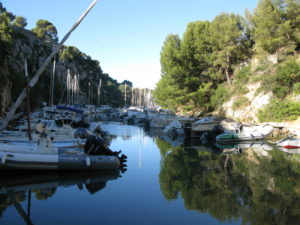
[0,25,126,117]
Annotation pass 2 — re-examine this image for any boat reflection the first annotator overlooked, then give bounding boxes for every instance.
[0,170,122,224]
[158,140,300,225]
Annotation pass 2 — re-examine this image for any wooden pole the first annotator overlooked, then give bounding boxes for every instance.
[0,0,99,130]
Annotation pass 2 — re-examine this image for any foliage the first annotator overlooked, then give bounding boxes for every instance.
[155,17,250,113]
[0,9,14,61]
[294,82,300,94]
[153,0,300,116]
[32,19,58,44]
[210,83,231,109]
[259,58,300,98]
[13,16,27,28]
[59,46,126,106]
[210,13,251,85]
[251,0,300,54]
[232,96,250,110]
[258,99,300,122]
[0,4,128,111]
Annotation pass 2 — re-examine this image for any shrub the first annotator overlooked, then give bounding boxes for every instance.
[232,96,250,110]
[210,83,231,109]
[235,66,251,84]
[272,59,300,98]
[258,58,300,98]
[258,100,300,122]
[294,82,300,95]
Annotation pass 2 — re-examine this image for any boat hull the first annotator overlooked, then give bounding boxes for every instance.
[216,125,274,143]
[277,138,300,149]
[0,152,120,170]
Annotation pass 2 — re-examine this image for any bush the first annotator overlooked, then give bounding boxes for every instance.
[272,59,300,98]
[232,96,250,110]
[294,83,300,95]
[258,58,300,98]
[235,66,251,83]
[258,100,300,122]
[210,83,231,109]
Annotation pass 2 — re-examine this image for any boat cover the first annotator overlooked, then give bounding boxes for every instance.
[57,105,83,114]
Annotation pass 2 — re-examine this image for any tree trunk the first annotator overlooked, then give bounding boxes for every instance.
[225,68,231,86]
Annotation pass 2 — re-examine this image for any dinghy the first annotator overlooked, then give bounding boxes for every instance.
[216,125,273,142]
[0,128,127,171]
[0,151,120,170]
[277,137,300,149]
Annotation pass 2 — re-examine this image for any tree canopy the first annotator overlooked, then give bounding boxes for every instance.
[154,0,300,115]
[32,19,58,44]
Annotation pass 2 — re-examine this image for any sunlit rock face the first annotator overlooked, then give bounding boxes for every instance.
[223,82,272,122]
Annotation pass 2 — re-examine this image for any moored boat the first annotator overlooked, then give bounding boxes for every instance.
[216,125,274,142]
[0,131,127,171]
[0,151,120,170]
[277,137,300,149]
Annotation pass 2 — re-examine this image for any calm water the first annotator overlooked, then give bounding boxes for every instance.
[1,122,300,225]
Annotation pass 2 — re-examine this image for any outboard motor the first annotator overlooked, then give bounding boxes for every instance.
[84,135,111,155]
[92,124,109,138]
[212,124,224,135]
[74,128,89,139]
[84,135,127,168]
[200,124,224,144]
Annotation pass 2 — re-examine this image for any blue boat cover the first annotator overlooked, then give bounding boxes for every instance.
[57,105,84,113]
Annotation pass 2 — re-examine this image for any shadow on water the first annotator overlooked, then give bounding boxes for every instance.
[155,135,300,225]
[0,170,122,225]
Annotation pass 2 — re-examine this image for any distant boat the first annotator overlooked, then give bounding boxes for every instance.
[216,125,274,142]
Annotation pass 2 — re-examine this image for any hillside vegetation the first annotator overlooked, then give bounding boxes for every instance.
[0,3,134,116]
[154,0,300,122]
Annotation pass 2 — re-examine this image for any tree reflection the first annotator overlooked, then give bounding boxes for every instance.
[158,138,300,225]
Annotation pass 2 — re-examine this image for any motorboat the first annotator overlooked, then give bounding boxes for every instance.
[277,137,300,149]
[216,125,274,142]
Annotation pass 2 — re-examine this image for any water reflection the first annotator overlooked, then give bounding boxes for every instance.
[0,170,121,224]
[157,136,300,225]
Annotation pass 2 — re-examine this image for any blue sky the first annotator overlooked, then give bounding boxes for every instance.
[2,0,258,89]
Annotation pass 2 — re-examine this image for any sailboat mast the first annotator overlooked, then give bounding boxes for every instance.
[24,60,32,141]
[88,82,91,105]
[49,59,56,108]
[0,0,99,130]
[124,83,127,107]
[97,78,102,106]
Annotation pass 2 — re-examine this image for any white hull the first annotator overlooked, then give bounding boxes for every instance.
[216,125,274,142]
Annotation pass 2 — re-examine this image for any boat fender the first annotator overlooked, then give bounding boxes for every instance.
[86,157,91,167]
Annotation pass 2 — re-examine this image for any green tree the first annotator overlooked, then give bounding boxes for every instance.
[179,21,214,109]
[0,9,14,62]
[13,16,27,28]
[154,34,184,109]
[210,13,250,86]
[252,0,293,53]
[32,19,58,44]
[285,0,300,49]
